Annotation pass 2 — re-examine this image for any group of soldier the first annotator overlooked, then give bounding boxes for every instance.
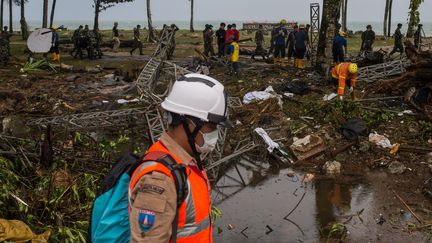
[358,23,426,58]
[70,25,103,60]
[0,26,12,66]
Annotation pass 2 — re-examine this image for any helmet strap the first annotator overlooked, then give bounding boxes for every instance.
[181,117,204,170]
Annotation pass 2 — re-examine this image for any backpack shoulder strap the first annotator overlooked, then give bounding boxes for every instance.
[133,151,188,243]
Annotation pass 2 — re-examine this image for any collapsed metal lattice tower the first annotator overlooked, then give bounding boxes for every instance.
[358,59,410,83]
[21,25,269,187]
[310,3,320,62]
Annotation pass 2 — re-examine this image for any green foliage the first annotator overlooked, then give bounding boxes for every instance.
[94,0,135,12]
[20,58,57,73]
[210,206,222,223]
[409,0,424,24]
[419,120,432,135]
[326,223,347,241]
[376,111,395,123]
[98,134,130,158]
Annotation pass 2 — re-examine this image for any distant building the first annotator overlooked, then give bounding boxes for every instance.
[242,21,298,31]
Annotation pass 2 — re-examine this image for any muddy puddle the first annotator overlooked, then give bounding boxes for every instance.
[211,159,374,242]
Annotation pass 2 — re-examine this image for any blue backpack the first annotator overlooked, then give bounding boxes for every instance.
[89,151,188,243]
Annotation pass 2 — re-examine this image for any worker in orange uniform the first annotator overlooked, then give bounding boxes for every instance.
[128,73,232,242]
[331,62,358,100]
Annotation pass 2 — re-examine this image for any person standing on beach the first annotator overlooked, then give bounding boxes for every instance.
[112,22,121,52]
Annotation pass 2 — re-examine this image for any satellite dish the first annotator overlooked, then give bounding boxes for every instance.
[27,28,53,53]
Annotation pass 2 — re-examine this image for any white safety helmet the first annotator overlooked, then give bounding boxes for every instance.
[161,73,232,127]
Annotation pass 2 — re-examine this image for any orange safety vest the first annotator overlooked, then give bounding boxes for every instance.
[331,62,358,96]
[129,141,213,243]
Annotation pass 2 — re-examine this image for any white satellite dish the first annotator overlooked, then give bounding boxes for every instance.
[27,28,53,53]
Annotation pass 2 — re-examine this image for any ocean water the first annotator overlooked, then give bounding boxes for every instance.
[8,20,432,35]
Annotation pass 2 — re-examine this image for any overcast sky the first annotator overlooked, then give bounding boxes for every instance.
[7,0,432,23]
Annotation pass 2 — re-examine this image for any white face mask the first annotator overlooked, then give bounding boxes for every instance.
[195,129,219,154]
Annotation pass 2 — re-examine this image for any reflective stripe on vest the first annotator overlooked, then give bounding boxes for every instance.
[128,141,212,241]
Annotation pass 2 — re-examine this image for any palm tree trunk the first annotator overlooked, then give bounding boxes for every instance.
[383,0,389,37]
[190,0,194,32]
[147,0,155,42]
[0,0,4,30]
[407,0,422,38]
[93,0,100,30]
[20,0,28,40]
[387,0,393,37]
[49,0,57,28]
[343,0,348,32]
[341,0,347,32]
[8,0,12,32]
[42,0,48,28]
[317,0,341,64]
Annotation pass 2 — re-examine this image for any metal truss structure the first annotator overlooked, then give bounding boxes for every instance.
[358,59,410,83]
[309,3,320,62]
[21,24,274,189]
[210,136,287,204]
[135,27,177,102]
[26,108,149,130]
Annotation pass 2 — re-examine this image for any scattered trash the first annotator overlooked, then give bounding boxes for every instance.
[60,63,74,71]
[389,143,401,155]
[243,86,277,104]
[323,93,338,101]
[340,118,369,140]
[369,132,397,149]
[0,219,51,242]
[397,110,415,117]
[388,161,406,174]
[65,75,80,82]
[323,161,342,174]
[227,224,235,230]
[286,169,295,177]
[9,193,28,207]
[284,92,295,98]
[254,128,280,153]
[117,98,140,104]
[290,134,326,161]
[302,173,315,183]
[282,80,311,95]
[376,213,386,225]
[85,65,103,73]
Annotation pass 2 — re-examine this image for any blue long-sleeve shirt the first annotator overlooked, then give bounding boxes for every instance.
[52,32,59,44]
[333,35,347,52]
[273,27,288,46]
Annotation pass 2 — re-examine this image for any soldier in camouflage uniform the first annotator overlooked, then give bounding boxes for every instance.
[0,36,9,66]
[203,24,215,57]
[1,26,12,59]
[267,26,276,58]
[87,28,97,60]
[361,25,375,52]
[252,24,266,60]
[167,24,179,60]
[390,23,404,56]
[414,24,423,50]
[70,25,83,57]
[94,28,103,59]
[130,25,143,55]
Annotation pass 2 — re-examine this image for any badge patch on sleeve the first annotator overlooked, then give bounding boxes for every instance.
[138,210,155,232]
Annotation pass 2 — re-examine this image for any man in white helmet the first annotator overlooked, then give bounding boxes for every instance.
[128,73,231,242]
